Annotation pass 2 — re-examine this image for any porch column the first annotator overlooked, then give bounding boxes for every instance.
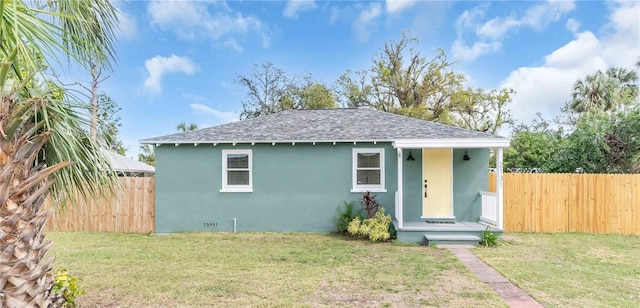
[396,148,403,229]
[496,147,504,230]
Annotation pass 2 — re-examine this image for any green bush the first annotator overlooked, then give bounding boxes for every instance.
[335,201,360,234]
[51,269,85,307]
[480,226,500,247]
[347,207,392,242]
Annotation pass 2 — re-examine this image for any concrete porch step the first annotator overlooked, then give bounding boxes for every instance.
[424,234,481,246]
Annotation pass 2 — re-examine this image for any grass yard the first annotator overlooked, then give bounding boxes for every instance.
[474,232,640,307]
[47,232,505,307]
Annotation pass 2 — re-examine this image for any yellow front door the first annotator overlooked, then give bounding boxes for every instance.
[422,149,453,218]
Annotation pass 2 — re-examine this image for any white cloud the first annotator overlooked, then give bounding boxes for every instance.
[328,5,355,25]
[386,0,416,14]
[283,0,317,19]
[501,1,638,127]
[262,32,272,48]
[600,0,640,68]
[522,0,575,29]
[478,1,574,40]
[223,39,243,53]
[476,17,521,41]
[451,40,501,62]
[115,6,137,39]
[144,55,198,94]
[566,18,580,33]
[147,0,266,51]
[328,6,342,25]
[190,104,239,125]
[455,4,487,32]
[453,1,576,61]
[544,32,600,68]
[353,3,382,43]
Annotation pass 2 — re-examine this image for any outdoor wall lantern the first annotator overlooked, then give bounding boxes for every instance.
[463,151,471,161]
[406,151,415,161]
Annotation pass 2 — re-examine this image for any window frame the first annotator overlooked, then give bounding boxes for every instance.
[221,149,253,193]
[351,148,386,193]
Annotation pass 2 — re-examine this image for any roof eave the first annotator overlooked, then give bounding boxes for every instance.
[139,139,394,146]
[140,138,510,148]
[113,168,155,174]
[393,138,511,148]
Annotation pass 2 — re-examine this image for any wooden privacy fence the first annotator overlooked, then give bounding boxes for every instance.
[489,173,640,235]
[44,177,155,233]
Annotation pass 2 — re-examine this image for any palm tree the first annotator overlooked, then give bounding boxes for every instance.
[138,144,156,167]
[570,68,639,113]
[137,123,196,167]
[570,70,615,112]
[176,122,199,132]
[605,67,638,106]
[0,1,118,306]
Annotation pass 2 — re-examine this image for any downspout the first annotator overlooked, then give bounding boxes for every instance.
[233,218,237,233]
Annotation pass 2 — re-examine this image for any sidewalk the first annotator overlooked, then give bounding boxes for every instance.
[447,247,544,308]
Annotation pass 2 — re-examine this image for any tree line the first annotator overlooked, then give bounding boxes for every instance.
[238,32,513,135]
[505,64,639,173]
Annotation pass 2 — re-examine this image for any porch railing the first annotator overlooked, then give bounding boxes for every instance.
[479,191,499,227]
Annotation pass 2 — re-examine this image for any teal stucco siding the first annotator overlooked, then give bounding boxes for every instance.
[452,148,489,221]
[401,149,422,221]
[155,142,397,233]
[401,148,489,222]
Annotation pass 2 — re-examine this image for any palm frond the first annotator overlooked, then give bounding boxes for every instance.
[0,0,118,77]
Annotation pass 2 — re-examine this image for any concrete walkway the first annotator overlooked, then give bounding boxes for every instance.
[446,247,544,308]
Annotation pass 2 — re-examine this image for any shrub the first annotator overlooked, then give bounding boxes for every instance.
[480,226,500,247]
[51,269,85,307]
[347,207,392,242]
[335,201,360,234]
[347,216,361,235]
[360,191,380,218]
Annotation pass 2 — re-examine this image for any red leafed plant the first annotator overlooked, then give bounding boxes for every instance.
[361,191,380,218]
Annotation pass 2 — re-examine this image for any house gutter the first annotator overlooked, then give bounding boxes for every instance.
[393,138,511,149]
[140,138,511,148]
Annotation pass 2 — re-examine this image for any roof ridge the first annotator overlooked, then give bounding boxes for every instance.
[380,110,498,137]
[140,108,509,143]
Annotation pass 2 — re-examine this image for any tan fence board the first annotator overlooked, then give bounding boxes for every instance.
[490,173,640,236]
[44,177,155,233]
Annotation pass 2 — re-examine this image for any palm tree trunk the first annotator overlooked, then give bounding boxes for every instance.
[0,95,67,307]
[90,63,100,141]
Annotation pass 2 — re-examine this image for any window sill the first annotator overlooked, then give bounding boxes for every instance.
[220,188,253,193]
[351,188,387,193]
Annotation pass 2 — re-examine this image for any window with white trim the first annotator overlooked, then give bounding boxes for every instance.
[221,149,252,192]
[352,148,385,192]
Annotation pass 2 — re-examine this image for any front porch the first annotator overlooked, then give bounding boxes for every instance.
[392,185,504,246]
[391,140,508,245]
[393,220,503,245]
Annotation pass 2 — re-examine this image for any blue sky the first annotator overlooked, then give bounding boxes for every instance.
[68,0,639,157]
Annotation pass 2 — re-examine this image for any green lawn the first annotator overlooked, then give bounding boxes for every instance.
[47,232,505,307]
[474,232,640,308]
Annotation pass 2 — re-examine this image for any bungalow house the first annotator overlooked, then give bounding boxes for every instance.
[141,108,509,245]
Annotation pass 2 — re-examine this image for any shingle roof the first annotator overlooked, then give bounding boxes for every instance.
[140,108,507,144]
